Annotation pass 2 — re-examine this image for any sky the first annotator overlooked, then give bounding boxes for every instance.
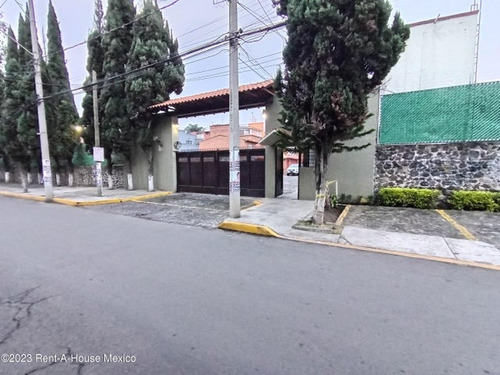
[0,0,498,129]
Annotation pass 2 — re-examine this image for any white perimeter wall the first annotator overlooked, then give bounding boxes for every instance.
[384,12,478,94]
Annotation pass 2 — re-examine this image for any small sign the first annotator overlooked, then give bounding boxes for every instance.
[173,141,182,150]
[93,147,105,162]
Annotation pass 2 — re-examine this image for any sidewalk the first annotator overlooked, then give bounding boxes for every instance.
[2,182,499,270]
[219,199,500,269]
[0,183,171,206]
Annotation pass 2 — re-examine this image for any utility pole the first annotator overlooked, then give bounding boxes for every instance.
[92,70,103,197]
[228,0,240,218]
[27,0,53,202]
[471,0,483,83]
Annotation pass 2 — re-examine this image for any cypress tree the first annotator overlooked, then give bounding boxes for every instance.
[46,0,79,180]
[0,71,8,174]
[82,0,106,147]
[125,0,184,186]
[275,0,410,223]
[17,12,41,186]
[100,0,136,183]
[1,26,31,191]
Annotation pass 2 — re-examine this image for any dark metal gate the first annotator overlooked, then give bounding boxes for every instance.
[176,149,266,197]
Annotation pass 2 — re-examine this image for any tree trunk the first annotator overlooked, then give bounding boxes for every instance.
[67,162,74,187]
[125,159,133,190]
[147,147,154,192]
[21,169,28,193]
[108,172,114,189]
[312,145,330,225]
[148,175,154,192]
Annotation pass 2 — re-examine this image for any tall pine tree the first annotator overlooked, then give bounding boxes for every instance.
[100,0,136,185]
[46,0,79,180]
[274,0,409,223]
[125,0,184,187]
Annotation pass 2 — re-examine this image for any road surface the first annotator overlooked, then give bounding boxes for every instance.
[0,197,499,374]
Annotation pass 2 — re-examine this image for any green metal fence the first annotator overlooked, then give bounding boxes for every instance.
[379,81,500,144]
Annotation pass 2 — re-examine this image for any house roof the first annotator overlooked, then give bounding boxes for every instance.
[149,80,275,118]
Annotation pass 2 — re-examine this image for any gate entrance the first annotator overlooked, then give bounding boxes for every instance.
[176,149,266,197]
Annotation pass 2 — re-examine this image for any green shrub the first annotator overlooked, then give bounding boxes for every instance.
[329,194,338,208]
[377,187,440,209]
[72,144,108,167]
[338,194,353,204]
[448,191,500,212]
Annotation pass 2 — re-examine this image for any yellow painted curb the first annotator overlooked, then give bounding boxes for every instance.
[130,191,173,202]
[288,236,500,272]
[436,209,476,241]
[218,218,499,272]
[0,189,173,207]
[0,191,47,202]
[241,200,262,211]
[64,191,173,207]
[218,221,283,238]
[334,204,351,227]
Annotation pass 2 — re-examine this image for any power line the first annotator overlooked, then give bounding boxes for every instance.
[238,56,269,81]
[256,0,274,24]
[239,44,275,79]
[41,21,286,101]
[45,0,182,60]
[12,0,26,16]
[186,55,282,81]
[237,0,286,43]
[41,38,228,101]
[186,61,281,83]
[0,26,34,56]
[187,50,281,77]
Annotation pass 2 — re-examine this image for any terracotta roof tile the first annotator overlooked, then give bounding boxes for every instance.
[149,79,274,111]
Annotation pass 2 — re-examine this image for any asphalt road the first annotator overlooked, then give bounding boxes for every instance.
[0,197,499,375]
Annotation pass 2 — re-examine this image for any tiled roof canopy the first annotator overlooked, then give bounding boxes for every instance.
[148,80,275,118]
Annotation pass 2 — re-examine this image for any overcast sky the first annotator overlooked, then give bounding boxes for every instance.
[1,0,498,128]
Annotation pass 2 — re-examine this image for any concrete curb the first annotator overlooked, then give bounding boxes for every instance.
[0,190,173,207]
[0,191,47,202]
[334,204,351,227]
[218,219,500,272]
[218,221,282,237]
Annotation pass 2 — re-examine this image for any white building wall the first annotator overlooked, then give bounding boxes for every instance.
[384,11,478,94]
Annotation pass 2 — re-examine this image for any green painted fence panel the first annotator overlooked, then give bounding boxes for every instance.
[380,81,500,144]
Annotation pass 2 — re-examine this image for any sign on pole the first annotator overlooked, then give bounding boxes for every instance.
[93,147,105,162]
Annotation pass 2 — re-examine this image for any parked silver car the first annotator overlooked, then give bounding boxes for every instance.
[286,164,299,176]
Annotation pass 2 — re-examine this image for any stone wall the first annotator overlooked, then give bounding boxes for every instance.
[375,142,500,192]
[0,164,126,188]
[73,165,125,188]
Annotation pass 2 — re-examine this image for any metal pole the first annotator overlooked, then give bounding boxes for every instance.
[27,0,53,202]
[92,70,102,197]
[228,0,240,218]
[473,0,483,83]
